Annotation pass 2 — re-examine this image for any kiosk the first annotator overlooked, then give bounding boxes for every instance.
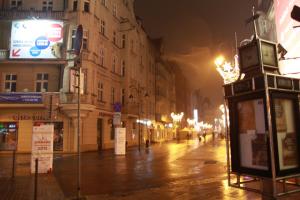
[224,37,300,198]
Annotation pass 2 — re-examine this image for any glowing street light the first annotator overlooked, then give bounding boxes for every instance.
[171,112,184,141]
[214,55,242,84]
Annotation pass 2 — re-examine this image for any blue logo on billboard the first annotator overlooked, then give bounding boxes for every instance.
[35,36,50,50]
[29,46,41,57]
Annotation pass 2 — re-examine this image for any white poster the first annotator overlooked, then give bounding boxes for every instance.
[115,128,126,155]
[31,124,54,173]
[10,20,63,59]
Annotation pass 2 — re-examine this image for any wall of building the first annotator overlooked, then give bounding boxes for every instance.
[0,0,174,153]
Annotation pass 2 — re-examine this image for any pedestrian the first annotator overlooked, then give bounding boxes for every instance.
[198,132,202,142]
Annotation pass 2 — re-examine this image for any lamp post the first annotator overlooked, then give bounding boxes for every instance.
[129,85,149,151]
[214,55,240,187]
[171,112,184,142]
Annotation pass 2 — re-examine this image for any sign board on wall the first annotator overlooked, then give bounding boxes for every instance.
[115,128,126,155]
[275,1,300,77]
[10,20,63,59]
[69,69,84,94]
[31,124,54,173]
[0,93,42,103]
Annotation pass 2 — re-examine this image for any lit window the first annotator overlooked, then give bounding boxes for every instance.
[100,20,106,35]
[42,0,53,11]
[4,74,17,92]
[36,73,49,92]
[84,0,90,12]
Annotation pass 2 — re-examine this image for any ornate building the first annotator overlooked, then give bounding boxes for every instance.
[0,0,158,152]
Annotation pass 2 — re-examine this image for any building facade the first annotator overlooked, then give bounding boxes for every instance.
[0,0,158,152]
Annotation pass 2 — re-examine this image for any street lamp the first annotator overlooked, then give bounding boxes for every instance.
[129,85,149,151]
[214,55,241,84]
[171,112,184,141]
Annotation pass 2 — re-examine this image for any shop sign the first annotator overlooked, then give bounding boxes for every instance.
[12,112,50,121]
[115,128,126,155]
[0,93,42,103]
[10,20,63,59]
[31,124,54,173]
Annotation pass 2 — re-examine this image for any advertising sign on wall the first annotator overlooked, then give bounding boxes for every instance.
[10,20,63,59]
[275,1,300,77]
[115,128,126,155]
[0,93,42,103]
[31,124,54,173]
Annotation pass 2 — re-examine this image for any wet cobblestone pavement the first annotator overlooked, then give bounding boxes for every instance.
[1,137,299,199]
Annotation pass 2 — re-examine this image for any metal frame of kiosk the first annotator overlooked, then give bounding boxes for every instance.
[224,38,300,198]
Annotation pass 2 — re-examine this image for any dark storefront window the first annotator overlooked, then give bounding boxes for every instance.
[0,122,17,151]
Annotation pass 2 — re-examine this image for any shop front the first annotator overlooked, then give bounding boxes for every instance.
[0,108,69,153]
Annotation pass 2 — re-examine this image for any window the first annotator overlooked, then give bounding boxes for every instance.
[36,73,49,92]
[84,0,90,12]
[100,48,105,66]
[4,74,17,92]
[121,60,125,77]
[122,34,126,48]
[42,0,53,11]
[111,87,115,104]
[83,30,88,50]
[97,81,104,101]
[121,89,125,105]
[101,0,107,7]
[73,0,77,11]
[113,31,116,44]
[100,20,106,35]
[0,122,17,150]
[112,3,117,17]
[71,29,76,50]
[130,39,134,51]
[112,56,116,72]
[10,0,22,9]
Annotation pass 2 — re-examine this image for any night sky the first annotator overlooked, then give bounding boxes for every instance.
[135,0,258,107]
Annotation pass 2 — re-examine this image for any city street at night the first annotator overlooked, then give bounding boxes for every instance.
[0,136,259,200]
[1,0,300,199]
[0,136,298,200]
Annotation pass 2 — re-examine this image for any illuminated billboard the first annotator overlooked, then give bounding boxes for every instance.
[275,1,300,77]
[10,20,63,59]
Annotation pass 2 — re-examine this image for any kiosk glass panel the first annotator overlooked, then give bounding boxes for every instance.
[274,98,299,170]
[237,98,269,170]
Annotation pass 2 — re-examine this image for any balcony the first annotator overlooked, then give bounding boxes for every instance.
[0,9,65,20]
[0,49,9,59]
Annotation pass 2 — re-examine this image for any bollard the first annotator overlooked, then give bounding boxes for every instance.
[34,158,38,200]
[12,150,16,179]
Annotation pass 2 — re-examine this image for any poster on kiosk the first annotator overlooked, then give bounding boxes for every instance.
[31,124,54,173]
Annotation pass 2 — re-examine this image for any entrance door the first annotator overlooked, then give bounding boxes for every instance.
[97,119,103,151]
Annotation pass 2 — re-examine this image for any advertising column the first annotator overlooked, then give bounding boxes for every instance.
[31,124,54,173]
[113,103,126,155]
